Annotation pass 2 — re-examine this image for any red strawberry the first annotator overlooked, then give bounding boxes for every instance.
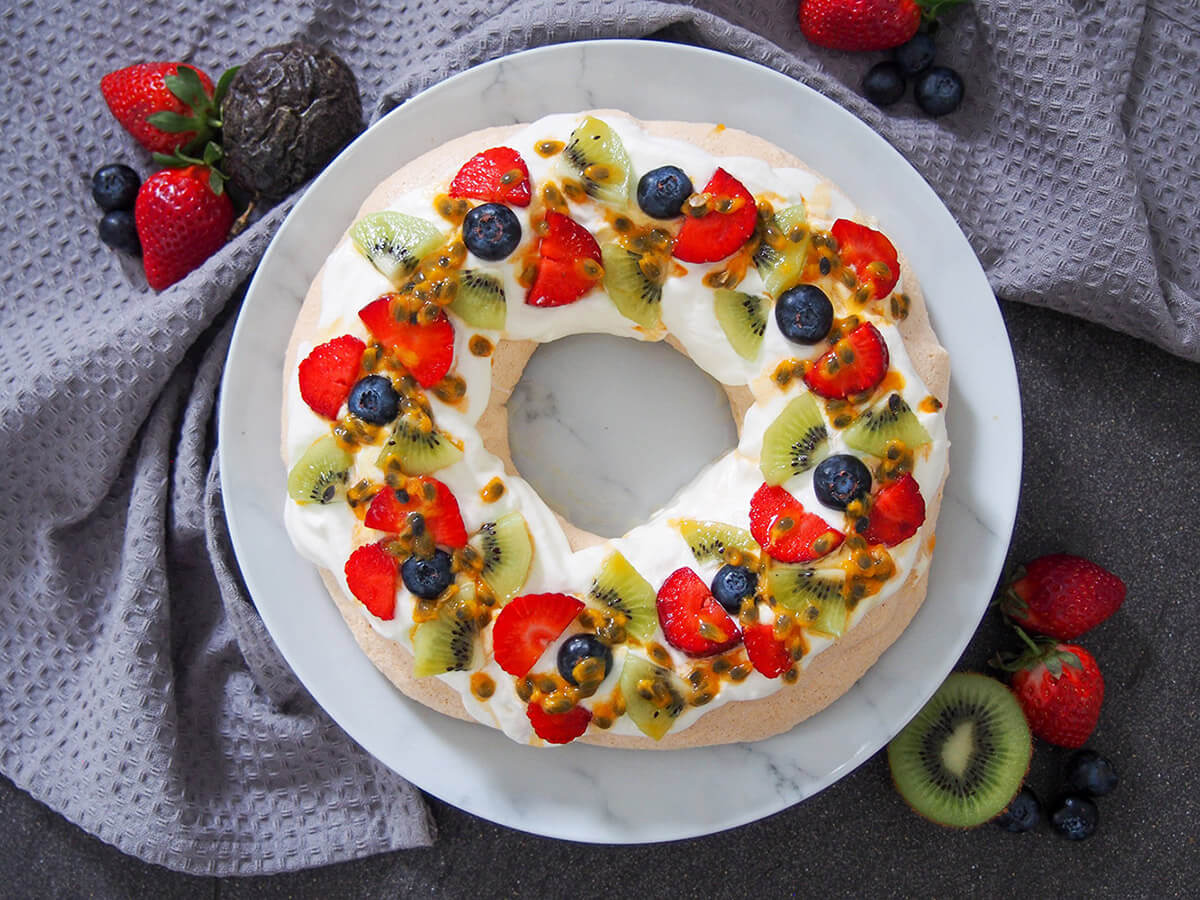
[100,62,216,154]
[449,146,531,207]
[749,484,844,563]
[799,0,917,52]
[526,701,592,744]
[671,168,758,263]
[1002,631,1104,748]
[492,593,584,677]
[864,474,926,546]
[526,211,603,307]
[831,218,901,299]
[134,165,234,290]
[358,295,455,388]
[364,477,468,548]
[656,567,742,657]
[344,542,398,620]
[803,322,889,399]
[297,334,366,418]
[999,555,1127,640]
[743,623,793,678]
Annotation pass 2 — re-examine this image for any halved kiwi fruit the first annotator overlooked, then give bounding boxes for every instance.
[619,654,687,741]
[376,418,463,475]
[448,269,506,331]
[562,116,634,206]
[676,519,760,565]
[589,551,657,640]
[349,211,445,284]
[412,585,478,677]
[287,435,353,504]
[887,672,1032,828]
[471,510,533,604]
[713,288,768,360]
[843,393,932,457]
[601,243,662,328]
[753,204,809,298]
[766,563,847,637]
[760,393,830,485]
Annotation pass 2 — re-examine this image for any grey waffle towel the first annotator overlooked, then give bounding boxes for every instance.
[0,0,1196,876]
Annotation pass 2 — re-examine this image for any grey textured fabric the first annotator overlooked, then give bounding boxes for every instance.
[0,0,1196,877]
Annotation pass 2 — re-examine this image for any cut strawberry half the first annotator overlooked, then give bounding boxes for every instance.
[749,483,845,563]
[804,322,889,400]
[298,334,366,418]
[656,567,742,657]
[526,211,603,308]
[864,474,926,546]
[743,623,792,679]
[492,592,584,677]
[831,219,900,299]
[363,477,468,548]
[449,146,531,207]
[526,701,592,744]
[671,167,757,263]
[344,542,398,620]
[358,295,454,388]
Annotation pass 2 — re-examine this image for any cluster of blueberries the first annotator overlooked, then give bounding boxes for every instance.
[92,163,143,256]
[862,33,965,117]
[994,749,1118,840]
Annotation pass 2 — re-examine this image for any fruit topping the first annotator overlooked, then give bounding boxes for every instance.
[743,623,793,679]
[100,62,216,155]
[99,210,142,256]
[92,164,142,212]
[886,673,1032,828]
[760,393,830,485]
[678,520,760,566]
[843,392,931,457]
[462,202,522,261]
[412,585,478,677]
[710,564,758,614]
[527,700,592,744]
[749,484,844,563]
[344,542,398,620]
[557,633,613,686]
[297,334,366,418]
[562,116,634,206]
[619,654,686,740]
[1001,632,1105,749]
[713,289,768,360]
[893,32,936,76]
[914,66,965,117]
[831,219,900,299]
[864,473,925,546]
[449,146,532,207]
[601,243,663,328]
[671,168,757,263]
[401,548,454,599]
[803,322,889,399]
[862,61,907,107]
[526,211,603,307]
[135,165,234,290]
[1064,749,1119,797]
[375,417,463,475]
[492,592,584,677]
[364,476,468,548]
[347,374,400,424]
[1049,794,1099,840]
[753,205,810,300]
[656,567,742,657]
[992,785,1042,833]
[349,211,444,284]
[358,295,454,388]
[287,435,352,504]
[998,554,1126,640]
[813,453,872,510]
[448,270,507,330]
[776,284,834,344]
[589,551,657,640]
[470,511,534,604]
[767,563,849,636]
[636,165,693,219]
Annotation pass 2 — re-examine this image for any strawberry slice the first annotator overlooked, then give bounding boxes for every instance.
[526,701,592,744]
[743,623,792,679]
[358,295,454,388]
[526,211,603,308]
[864,474,926,546]
[656,567,742,657]
[492,592,584,677]
[804,322,889,400]
[298,334,366,418]
[344,542,398,620]
[831,219,900,299]
[749,483,845,563]
[449,146,531,207]
[363,477,468,548]
[671,167,757,263]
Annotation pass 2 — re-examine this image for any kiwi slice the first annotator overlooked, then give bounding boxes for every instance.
[350,211,444,284]
[562,116,634,206]
[412,585,479,677]
[376,418,463,475]
[713,289,768,360]
[601,243,662,328]
[888,672,1033,828]
[446,269,506,331]
[590,551,657,640]
[619,654,686,741]
[767,563,847,637]
[287,435,353,504]
[753,204,809,298]
[676,519,760,565]
[843,393,932,457]
[471,510,533,604]
[760,393,830,485]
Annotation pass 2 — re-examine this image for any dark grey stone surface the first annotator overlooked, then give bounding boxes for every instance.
[3,299,1197,897]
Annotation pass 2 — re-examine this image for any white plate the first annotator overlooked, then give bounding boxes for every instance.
[219,40,1021,843]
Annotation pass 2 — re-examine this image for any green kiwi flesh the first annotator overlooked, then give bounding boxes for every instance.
[753,204,809,298]
[412,584,478,677]
[471,511,533,604]
[589,551,657,640]
[448,269,506,331]
[676,519,760,565]
[376,419,463,475]
[601,243,662,328]
[713,289,768,360]
[619,654,686,741]
[350,211,445,284]
[767,563,847,636]
[760,393,830,485]
[287,435,353,504]
[562,116,634,206]
[887,673,1032,828]
[843,392,932,457]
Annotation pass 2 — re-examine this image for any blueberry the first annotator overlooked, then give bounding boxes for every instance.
[914,66,964,117]
[992,786,1041,833]
[462,203,521,261]
[91,163,141,212]
[893,33,936,77]
[711,564,758,614]
[1065,749,1119,797]
[98,210,141,256]
[348,374,399,424]
[401,549,454,599]
[636,165,693,219]
[1050,794,1099,840]
[775,284,833,344]
[862,62,906,108]
[557,633,613,686]
[813,454,872,510]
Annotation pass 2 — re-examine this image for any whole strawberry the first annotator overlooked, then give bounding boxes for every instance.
[100,62,218,155]
[999,630,1104,749]
[798,0,964,52]
[1000,554,1126,640]
[134,166,233,290]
